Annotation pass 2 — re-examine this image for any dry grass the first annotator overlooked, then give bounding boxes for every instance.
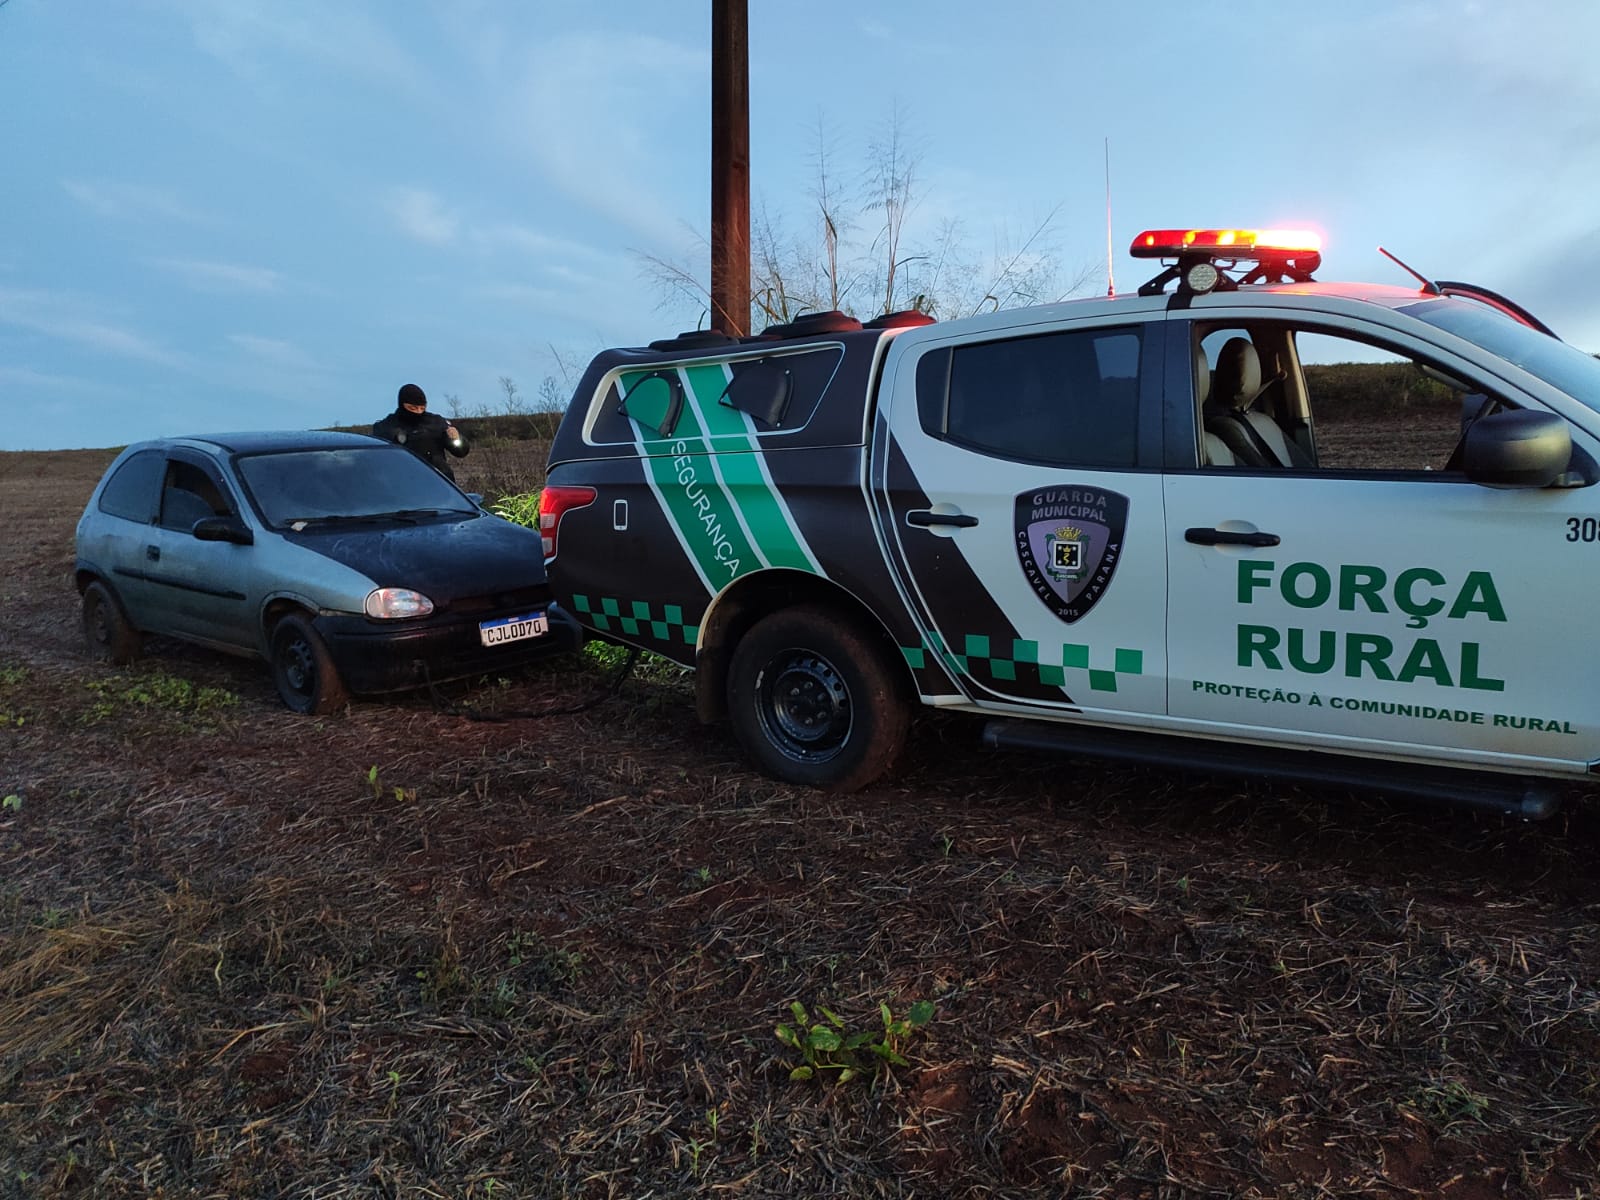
[1,434,1599,1198]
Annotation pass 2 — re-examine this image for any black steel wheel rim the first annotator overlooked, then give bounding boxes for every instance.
[756,649,852,763]
[86,596,110,647]
[279,632,315,699]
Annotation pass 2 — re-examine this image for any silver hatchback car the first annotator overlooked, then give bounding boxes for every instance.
[74,430,580,712]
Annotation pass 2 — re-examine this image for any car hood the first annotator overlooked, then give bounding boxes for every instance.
[282,513,548,603]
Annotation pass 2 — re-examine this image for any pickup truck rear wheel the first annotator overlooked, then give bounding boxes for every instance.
[727,605,908,791]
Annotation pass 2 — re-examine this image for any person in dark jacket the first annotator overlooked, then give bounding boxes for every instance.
[372,383,469,481]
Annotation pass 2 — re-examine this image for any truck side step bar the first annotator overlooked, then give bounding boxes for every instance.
[980,719,1562,821]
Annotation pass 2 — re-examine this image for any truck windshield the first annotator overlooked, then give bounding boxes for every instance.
[1402,299,1600,414]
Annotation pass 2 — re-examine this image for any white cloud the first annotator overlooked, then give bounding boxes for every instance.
[476,223,614,264]
[152,258,283,293]
[386,187,460,245]
[514,31,707,252]
[0,287,182,367]
[0,365,90,391]
[226,333,319,370]
[62,179,213,226]
[176,0,420,89]
[472,282,570,309]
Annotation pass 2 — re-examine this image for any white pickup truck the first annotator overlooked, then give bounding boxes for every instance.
[540,229,1600,816]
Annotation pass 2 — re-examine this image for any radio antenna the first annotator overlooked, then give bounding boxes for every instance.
[1377,245,1441,295]
[1104,138,1116,297]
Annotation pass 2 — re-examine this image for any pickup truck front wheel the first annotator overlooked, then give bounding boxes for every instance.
[727,605,908,791]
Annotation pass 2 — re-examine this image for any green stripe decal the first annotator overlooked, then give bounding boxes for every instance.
[621,361,819,586]
[680,364,815,571]
[625,368,762,586]
[572,593,698,645]
[908,633,1145,694]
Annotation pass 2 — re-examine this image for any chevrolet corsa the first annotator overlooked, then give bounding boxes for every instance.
[75,430,580,713]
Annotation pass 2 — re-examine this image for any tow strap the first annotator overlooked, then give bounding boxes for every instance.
[421,647,640,723]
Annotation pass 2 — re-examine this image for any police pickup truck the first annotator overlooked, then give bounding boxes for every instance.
[541,229,1600,816]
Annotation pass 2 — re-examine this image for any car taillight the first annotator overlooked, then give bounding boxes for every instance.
[537,485,597,559]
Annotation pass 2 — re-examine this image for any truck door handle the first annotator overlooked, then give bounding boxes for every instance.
[907,509,979,529]
[1185,527,1280,547]
[146,544,161,561]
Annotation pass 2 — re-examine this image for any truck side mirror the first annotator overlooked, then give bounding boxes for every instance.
[1462,409,1571,488]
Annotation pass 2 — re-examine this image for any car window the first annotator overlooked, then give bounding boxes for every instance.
[1295,333,1468,471]
[97,450,165,522]
[1194,322,1502,475]
[236,445,478,528]
[918,325,1142,468]
[159,460,234,530]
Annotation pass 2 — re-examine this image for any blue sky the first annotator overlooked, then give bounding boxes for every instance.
[4,0,1599,450]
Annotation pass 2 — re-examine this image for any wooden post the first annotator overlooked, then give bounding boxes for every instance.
[710,0,750,336]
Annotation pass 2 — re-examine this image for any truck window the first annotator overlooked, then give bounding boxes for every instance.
[921,326,1142,469]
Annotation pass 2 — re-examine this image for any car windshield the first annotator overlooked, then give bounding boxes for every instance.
[1402,298,1600,415]
[235,445,478,528]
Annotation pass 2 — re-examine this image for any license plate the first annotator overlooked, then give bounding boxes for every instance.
[479,610,548,647]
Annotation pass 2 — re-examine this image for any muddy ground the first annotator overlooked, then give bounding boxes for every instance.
[1,440,1597,1199]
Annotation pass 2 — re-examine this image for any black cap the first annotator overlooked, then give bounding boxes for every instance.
[398,383,427,407]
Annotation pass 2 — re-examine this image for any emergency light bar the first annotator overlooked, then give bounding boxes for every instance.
[1129,228,1322,258]
[1131,227,1324,295]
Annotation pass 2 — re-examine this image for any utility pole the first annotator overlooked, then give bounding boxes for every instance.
[710,0,750,335]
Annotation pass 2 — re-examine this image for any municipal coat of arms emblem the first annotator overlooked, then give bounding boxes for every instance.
[1014,488,1129,623]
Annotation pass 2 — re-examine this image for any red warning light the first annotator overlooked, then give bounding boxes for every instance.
[1130,228,1322,258]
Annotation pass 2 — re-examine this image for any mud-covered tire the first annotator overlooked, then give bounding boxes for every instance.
[269,613,349,715]
[726,604,909,791]
[81,580,141,665]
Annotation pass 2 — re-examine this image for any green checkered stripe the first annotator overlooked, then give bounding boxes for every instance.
[902,633,1143,693]
[571,594,698,645]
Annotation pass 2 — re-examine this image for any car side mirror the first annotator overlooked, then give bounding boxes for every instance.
[1462,409,1571,488]
[192,515,255,545]
[466,492,484,507]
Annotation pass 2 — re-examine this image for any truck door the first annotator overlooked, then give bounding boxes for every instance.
[1164,313,1600,772]
[873,314,1169,720]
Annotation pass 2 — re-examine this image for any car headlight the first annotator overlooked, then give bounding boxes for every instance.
[364,588,434,619]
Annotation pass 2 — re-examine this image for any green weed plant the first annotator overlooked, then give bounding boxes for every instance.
[490,490,542,528]
[81,673,238,726]
[775,999,935,1083]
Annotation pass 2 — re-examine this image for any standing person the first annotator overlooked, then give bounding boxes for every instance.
[372,383,469,481]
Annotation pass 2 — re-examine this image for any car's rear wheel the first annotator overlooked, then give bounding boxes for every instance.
[726,604,909,791]
[270,613,349,715]
[81,580,141,665]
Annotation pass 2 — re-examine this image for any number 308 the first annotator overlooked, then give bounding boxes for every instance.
[1566,517,1600,541]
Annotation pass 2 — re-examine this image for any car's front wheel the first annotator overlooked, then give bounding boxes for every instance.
[81,580,142,665]
[269,613,350,715]
[726,604,909,791]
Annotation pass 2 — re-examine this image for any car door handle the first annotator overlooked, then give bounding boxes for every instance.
[907,509,979,528]
[1185,527,1280,547]
[146,544,161,561]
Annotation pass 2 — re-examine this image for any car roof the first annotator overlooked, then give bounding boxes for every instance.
[138,430,392,456]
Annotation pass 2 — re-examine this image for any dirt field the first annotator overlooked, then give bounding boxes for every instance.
[2,441,1598,1199]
